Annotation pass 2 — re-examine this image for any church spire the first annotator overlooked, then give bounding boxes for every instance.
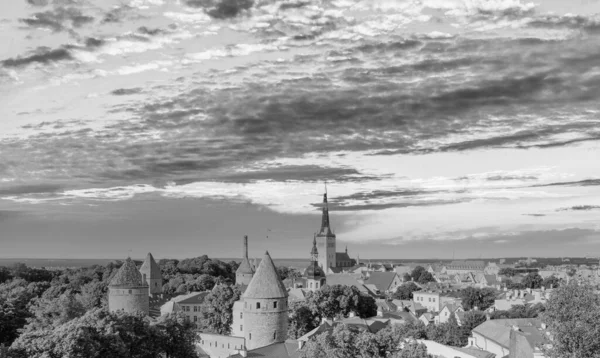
[311,234,318,262]
[319,190,332,235]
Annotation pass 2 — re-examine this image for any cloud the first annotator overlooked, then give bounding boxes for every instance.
[0,183,64,196]
[26,0,50,6]
[20,7,94,32]
[536,179,600,187]
[1,47,72,68]
[0,210,25,222]
[111,87,143,96]
[557,205,600,211]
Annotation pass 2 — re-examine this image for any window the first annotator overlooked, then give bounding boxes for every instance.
[240,312,243,319]
[274,331,277,340]
[273,301,277,309]
[194,306,197,312]
[240,325,243,331]
[256,302,261,309]
[249,333,252,340]
[194,316,197,322]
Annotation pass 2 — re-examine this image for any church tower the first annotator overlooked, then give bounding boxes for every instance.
[305,235,325,291]
[236,235,255,286]
[108,257,149,315]
[316,191,336,270]
[139,252,162,296]
[243,251,288,350]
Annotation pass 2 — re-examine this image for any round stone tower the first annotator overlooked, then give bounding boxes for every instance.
[243,251,288,350]
[139,252,162,296]
[305,235,326,292]
[108,257,149,315]
[236,235,255,286]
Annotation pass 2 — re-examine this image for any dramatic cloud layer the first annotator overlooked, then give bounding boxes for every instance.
[1,0,600,257]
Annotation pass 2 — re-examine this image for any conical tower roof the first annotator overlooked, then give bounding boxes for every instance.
[109,257,147,287]
[243,251,287,299]
[237,235,255,275]
[139,252,162,279]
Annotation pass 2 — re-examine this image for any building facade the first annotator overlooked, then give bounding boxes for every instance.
[108,257,149,315]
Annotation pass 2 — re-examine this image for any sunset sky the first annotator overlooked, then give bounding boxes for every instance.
[1,0,600,260]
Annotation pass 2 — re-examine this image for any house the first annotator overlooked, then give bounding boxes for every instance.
[393,299,428,317]
[419,312,437,326]
[494,289,550,311]
[468,318,547,358]
[484,262,513,276]
[160,291,209,327]
[395,266,414,278]
[365,272,403,295]
[444,261,486,275]
[476,274,500,287]
[438,302,464,324]
[413,291,441,312]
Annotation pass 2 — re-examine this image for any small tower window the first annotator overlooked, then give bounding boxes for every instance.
[240,325,243,331]
[128,290,132,294]
[273,331,277,340]
[249,333,252,340]
[240,312,243,319]
[273,301,277,309]
[256,302,261,309]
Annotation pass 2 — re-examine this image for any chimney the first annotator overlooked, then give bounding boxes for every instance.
[298,340,305,350]
[239,348,248,357]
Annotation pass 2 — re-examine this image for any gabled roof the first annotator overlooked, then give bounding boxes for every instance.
[139,252,162,280]
[453,347,496,358]
[243,251,287,299]
[229,340,301,358]
[172,291,208,304]
[110,257,147,287]
[366,272,399,292]
[472,318,543,349]
[336,252,352,262]
[324,273,370,295]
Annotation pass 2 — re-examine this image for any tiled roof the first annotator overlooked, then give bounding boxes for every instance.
[324,273,370,295]
[139,252,162,280]
[453,347,496,358]
[473,318,543,349]
[336,252,352,262]
[366,272,398,292]
[230,341,301,358]
[110,257,147,287]
[172,291,208,304]
[243,251,287,299]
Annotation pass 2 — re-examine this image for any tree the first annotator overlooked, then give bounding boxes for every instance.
[426,314,465,347]
[459,287,496,311]
[543,283,600,358]
[288,301,320,339]
[200,284,241,335]
[152,312,199,358]
[306,285,377,320]
[541,275,560,289]
[522,272,543,289]
[0,279,48,345]
[410,266,426,282]
[393,282,421,300]
[394,341,431,358]
[460,311,487,332]
[402,273,412,282]
[395,320,428,340]
[498,268,517,277]
[22,290,86,332]
[416,271,435,284]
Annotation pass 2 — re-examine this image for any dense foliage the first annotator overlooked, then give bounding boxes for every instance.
[392,282,421,300]
[299,324,432,358]
[159,256,238,295]
[489,303,545,319]
[10,309,198,358]
[199,284,242,335]
[288,285,378,339]
[459,287,496,311]
[409,267,435,284]
[544,283,600,358]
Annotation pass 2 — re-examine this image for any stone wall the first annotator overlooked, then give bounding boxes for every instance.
[108,286,149,315]
[147,277,162,295]
[236,272,253,286]
[243,297,288,350]
[197,333,246,358]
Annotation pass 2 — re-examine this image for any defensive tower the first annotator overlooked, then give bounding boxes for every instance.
[139,252,162,296]
[242,251,288,350]
[236,235,255,286]
[108,257,149,315]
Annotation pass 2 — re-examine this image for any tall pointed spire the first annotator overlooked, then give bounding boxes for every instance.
[243,235,248,259]
[311,234,318,262]
[319,189,332,235]
[236,235,255,280]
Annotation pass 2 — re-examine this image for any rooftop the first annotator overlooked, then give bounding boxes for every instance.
[243,251,288,299]
[109,257,147,288]
[139,252,162,280]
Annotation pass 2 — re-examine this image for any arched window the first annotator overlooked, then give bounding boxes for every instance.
[273,301,277,309]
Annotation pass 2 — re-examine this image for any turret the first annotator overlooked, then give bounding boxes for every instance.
[108,257,149,315]
[243,251,288,350]
[236,235,255,286]
[305,235,325,291]
[139,252,162,296]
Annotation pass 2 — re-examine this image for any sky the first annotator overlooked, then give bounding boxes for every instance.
[1,0,600,260]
